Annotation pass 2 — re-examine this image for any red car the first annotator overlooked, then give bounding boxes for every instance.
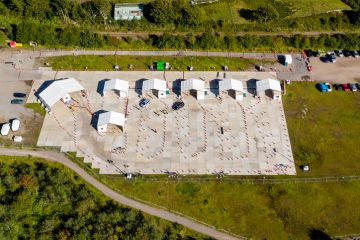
[342,84,350,92]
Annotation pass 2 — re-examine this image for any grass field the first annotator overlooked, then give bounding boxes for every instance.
[44,55,270,71]
[283,82,360,176]
[202,0,350,24]
[65,82,360,239]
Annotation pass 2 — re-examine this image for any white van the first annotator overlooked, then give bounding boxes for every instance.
[1,123,10,136]
[11,119,20,132]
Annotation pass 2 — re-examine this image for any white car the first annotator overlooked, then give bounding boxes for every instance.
[325,83,332,92]
[13,136,23,143]
[1,123,10,136]
[11,118,20,132]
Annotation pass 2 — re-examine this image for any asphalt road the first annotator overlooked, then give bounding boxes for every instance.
[0,147,243,240]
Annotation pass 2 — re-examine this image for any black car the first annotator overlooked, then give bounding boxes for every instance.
[313,50,320,57]
[172,101,185,110]
[304,49,313,57]
[356,83,360,90]
[333,84,343,91]
[13,92,26,98]
[344,50,352,57]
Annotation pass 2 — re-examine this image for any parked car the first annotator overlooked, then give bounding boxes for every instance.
[10,118,20,131]
[342,84,350,92]
[335,50,344,57]
[307,65,313,72]
[344,50,352,57]
[349,83,358,92]
[334,84,343,91]
[139,98,150,108]
[172,101,185,111]
[10,99,24,104]
[351,50,359,58]
[356,83,360,90]
[0,123,10,136]
[328,52,336,63]
[304,49,313,57]
[13,93,26,98]
[325,83,332,92]
[317,83,328,92]
[313,50,320,57]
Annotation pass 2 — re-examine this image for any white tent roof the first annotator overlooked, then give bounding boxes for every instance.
[103,79,129,94]
[219,79,243,92]
[38,78,84,108]
[181,78,205,92]
[142,78,167,91]
[97,111,125,127]
[256,78,281,92]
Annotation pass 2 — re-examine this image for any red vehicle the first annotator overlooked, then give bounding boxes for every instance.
[307,65,313,72]
[342,84,350,92]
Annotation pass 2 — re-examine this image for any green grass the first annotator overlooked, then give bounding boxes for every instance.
[44,55,271,71]
[283,82,360,176]
[64,82,360,239]
[201,0,350,24]
[24,103,46,117]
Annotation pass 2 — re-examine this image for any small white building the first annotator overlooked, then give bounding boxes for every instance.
[181,78,205,100]
[97,111,126,133]
[142,78,168,98]
[218,79,244,101]
[102,79,129,98]
[256,78,282,100]
[114,3,143,21]
[284,54,292,66]
[38,78,85,112]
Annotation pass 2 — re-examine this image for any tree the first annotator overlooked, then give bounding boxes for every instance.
[252,5,279,23]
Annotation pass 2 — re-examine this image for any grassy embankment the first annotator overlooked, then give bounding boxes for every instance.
[66,82,360,239]
[44,55,272,71]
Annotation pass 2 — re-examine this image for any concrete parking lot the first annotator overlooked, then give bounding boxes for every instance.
[28,71,295,175]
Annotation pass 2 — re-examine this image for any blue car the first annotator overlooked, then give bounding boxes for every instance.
[317,83,328,92]
[139,98,150,108]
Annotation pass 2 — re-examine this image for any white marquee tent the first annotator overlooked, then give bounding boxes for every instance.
[142,78,167,98]
[102,79,129,98]
[97,111,125,133]
[256,78,282,100]
[219,79,244,101]
[180,78,205,100]
[38,78,84,112]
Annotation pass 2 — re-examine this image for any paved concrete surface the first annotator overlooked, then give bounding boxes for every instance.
[28,71,295,175]
[0,147,244,240]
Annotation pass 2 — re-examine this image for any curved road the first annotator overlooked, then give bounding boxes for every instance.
[0,148,243,240]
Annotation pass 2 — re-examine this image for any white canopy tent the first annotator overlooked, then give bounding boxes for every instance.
[256,78,282,100]
[102,79,129,98]
[180,78,205,100]
[97,111,126,133]
[142,78,167,98]
[219,79,244,101]
[38,78,84,112]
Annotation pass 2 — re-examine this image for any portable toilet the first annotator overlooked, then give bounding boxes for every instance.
[156,61,165,71]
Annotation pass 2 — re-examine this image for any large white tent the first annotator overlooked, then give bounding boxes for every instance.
[102,79,129,98]
[256,78,282,100]
[142,78,167,98]
[97,111,125,133]
[38,78,84,112]
[219,78,244,101]
[180,78,205,100]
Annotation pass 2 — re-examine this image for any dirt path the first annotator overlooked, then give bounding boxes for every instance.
[0,147,243,240]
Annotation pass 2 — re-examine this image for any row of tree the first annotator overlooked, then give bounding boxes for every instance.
[0,158,208,239]
[11,20,360,51]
